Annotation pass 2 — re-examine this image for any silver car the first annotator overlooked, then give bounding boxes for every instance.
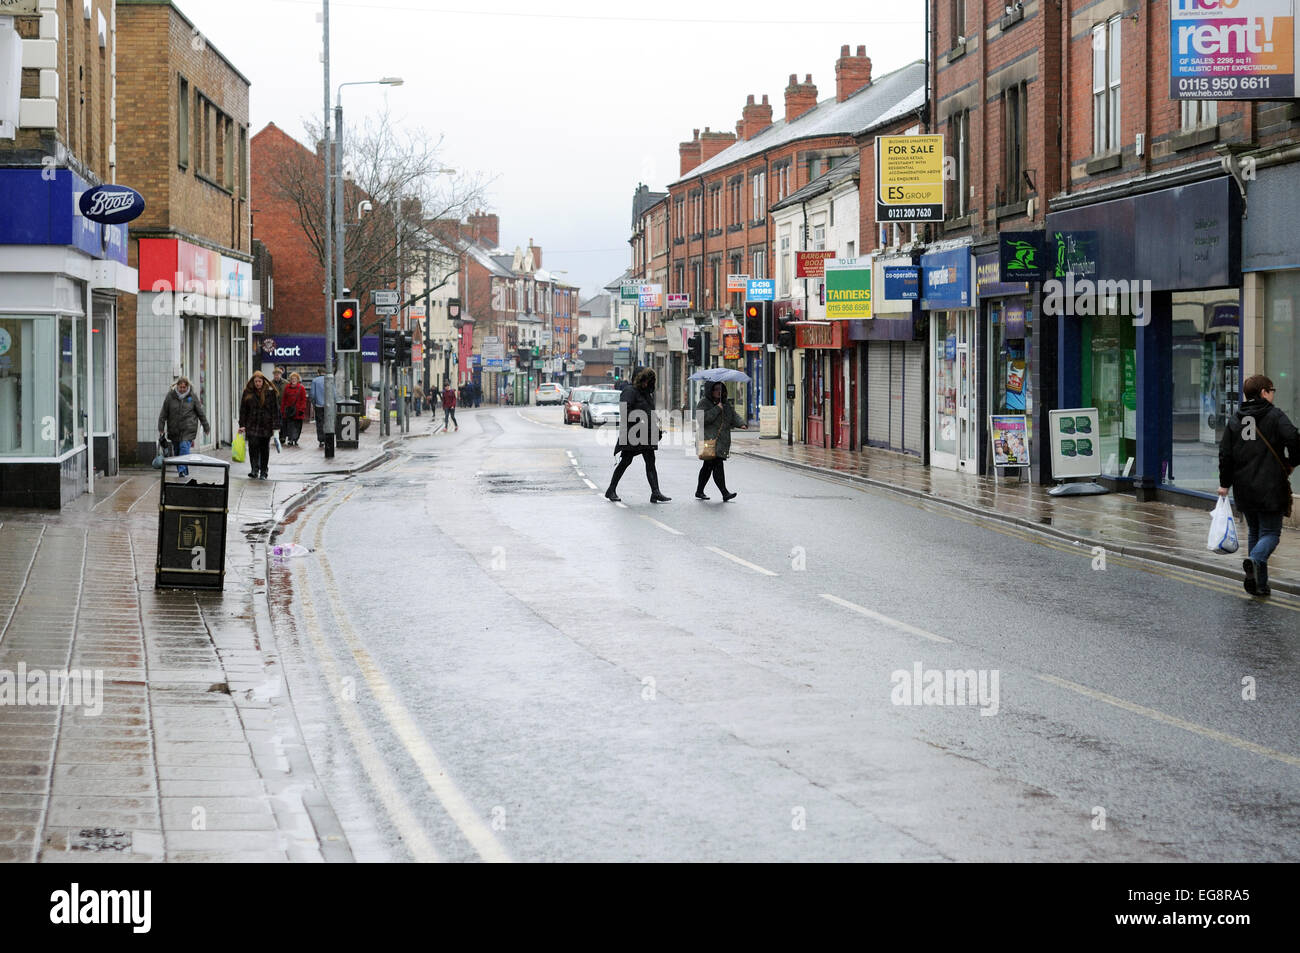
[584,389,622,427]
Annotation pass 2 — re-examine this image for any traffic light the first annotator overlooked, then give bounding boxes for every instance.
[397,332,413,364]
[687,333,702,365]
[382,327,400,362]
[744,300,771,345]
[334,299,360,352]
[777,312,795,349]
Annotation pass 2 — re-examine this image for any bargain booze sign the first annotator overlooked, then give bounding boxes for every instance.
[1170,0,1299,99]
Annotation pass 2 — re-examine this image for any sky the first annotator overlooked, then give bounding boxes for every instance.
[183,0,927,300]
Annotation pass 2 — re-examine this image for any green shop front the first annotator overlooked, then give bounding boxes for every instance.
[1045,177,1241,503]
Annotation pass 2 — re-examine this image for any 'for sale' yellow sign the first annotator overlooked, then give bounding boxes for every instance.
[876,134,945,224]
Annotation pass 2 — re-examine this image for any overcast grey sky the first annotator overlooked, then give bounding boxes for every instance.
[183,0,927,298]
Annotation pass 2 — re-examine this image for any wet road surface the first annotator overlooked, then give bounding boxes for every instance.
[264,406,1300,862]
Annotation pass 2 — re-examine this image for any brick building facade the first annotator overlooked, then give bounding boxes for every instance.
[115,0,254,466]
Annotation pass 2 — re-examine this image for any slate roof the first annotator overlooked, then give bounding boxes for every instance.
[670,60,926,186]
[771,153,861,213]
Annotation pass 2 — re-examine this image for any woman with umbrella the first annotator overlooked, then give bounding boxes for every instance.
[694,374,747,500]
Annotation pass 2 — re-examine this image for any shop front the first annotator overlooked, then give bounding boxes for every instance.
[0,169,134,508]
[921,245,976,472]
[1242,160,1300,518]
[798,321,849,448]
[859,256,926,457]
[134,239,255,466]
[976,253,1033,475]
[1046,176,1241,502]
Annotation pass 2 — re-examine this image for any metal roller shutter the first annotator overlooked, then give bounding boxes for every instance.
[866,342,891,447]
[903,341,925,455]
[889,342,904,450]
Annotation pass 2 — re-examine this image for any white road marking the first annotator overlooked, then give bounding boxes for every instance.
[582,479,597,490]
[641,516,683,536]
[707,546,777,576]
[818,593,953,643]
[576,470,586,477]
[1035,673,1300,768]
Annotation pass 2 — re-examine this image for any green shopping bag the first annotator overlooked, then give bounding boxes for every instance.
[231,432,247,463]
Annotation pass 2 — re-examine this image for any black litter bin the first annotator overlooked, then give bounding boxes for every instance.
[336,399,361,449]
[156,453,231,590]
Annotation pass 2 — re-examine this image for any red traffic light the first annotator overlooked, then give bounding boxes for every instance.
[746,304,759,319]
[340,307,355,321]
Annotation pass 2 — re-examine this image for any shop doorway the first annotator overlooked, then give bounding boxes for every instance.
[932,310,978,471]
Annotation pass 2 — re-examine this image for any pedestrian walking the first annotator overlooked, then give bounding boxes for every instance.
[441,382,459,431]
[695,381,747,501]
[310,373,327,447]
[473,382,482,407]
[280,372,309,446]
[413,384,424,417]
[606,367,669,503]
[270,365,287,426]
[156,377,210,478]
[1218,374,1299,597]
[238,370,280,480]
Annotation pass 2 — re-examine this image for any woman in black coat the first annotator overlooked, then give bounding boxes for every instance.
[606,367,669,503]
[1218,373,1299,597]
[238,371,280,480]
[695,381,747,500]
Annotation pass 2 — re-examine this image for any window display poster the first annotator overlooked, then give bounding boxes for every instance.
[1048,407,1102,479]
[990,415,1029,468]
[1005,347,1026,411]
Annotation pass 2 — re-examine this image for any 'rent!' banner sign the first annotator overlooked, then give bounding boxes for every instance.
[1170,0,1299,100]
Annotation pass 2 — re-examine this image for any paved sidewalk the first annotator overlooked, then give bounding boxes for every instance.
[738,436,1300,596]
[0,417,430,862]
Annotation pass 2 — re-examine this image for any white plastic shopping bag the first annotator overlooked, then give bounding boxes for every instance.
[1207,496,1239,554]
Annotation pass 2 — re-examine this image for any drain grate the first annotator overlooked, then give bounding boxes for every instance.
[70,828,132,852]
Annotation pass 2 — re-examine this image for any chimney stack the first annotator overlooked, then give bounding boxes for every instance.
[698,126,738,163]
[679,128,704,176]
[784,73,819,123]
[467,210,499,246]
[738,93,774,141]
[835,44,873,102]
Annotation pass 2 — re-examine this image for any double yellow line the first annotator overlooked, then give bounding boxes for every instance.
[289,471,512,863]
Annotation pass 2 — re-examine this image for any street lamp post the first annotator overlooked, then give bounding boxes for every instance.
[332,75,402,452]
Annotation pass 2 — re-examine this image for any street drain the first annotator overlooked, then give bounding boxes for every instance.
[70,828,132,852]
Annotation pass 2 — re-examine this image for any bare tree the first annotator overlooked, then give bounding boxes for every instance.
[264,107,491,312]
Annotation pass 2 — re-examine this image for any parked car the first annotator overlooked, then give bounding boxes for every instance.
[535,382,566,405]
[583,389,622,428]
[564,387,595,425]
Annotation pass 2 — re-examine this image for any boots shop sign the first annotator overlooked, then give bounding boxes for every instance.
[78,184,146,225]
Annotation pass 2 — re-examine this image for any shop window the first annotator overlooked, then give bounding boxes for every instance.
[0,317,58,457]
[1092,17,1121,155]
[1265,271,1300,427]
[1168,290,1238,492]
[1081,312,1136,479]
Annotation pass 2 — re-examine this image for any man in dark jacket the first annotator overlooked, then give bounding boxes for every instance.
[606,367,669,503]
[1218,374,1299,597]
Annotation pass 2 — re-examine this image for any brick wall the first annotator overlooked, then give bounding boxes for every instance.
[250,123,328,338]
[114,0,253,464]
